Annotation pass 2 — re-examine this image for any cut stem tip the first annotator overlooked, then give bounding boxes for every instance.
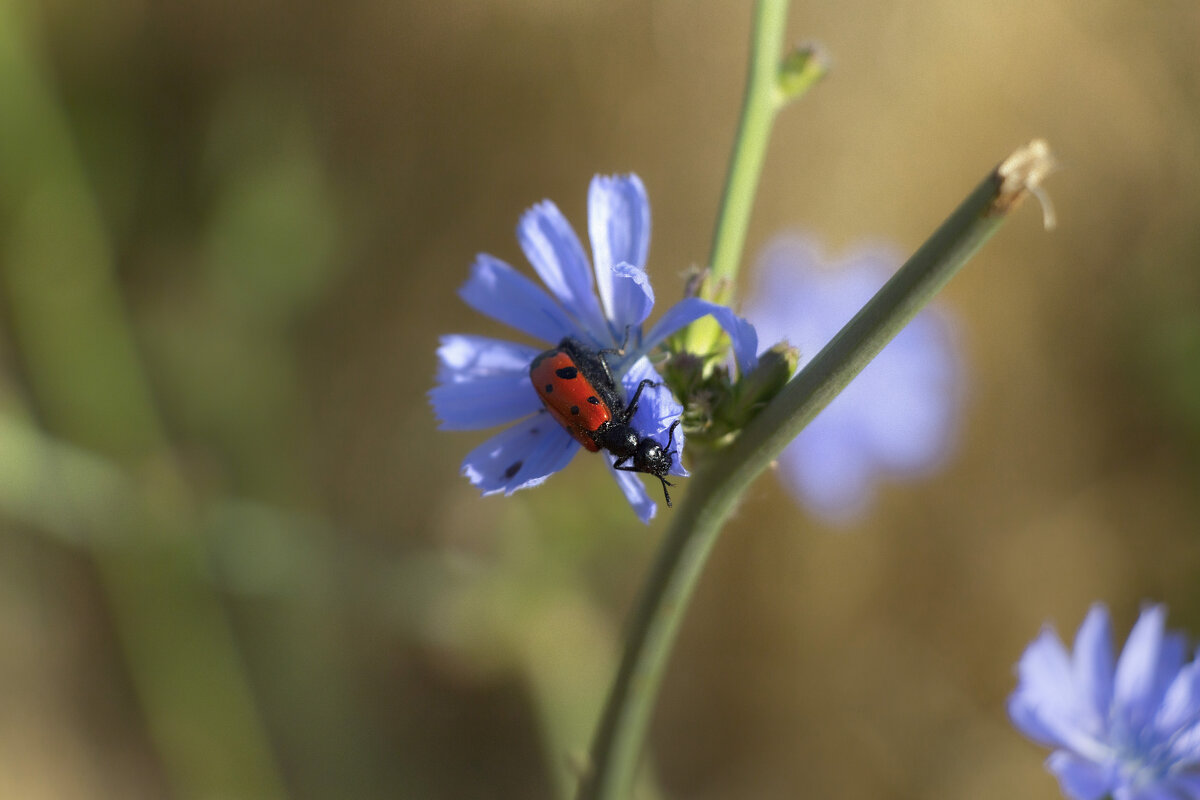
[995,139,1058,230]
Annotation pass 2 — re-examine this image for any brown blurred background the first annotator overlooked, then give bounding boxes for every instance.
[2,0,1199,798]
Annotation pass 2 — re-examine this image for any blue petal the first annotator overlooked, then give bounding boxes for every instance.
[461,413,579,495]
[606,462,656,523]
[777,425,875,523]
[589,174,651,325]
[1167,730,1200,776]
[435,335,541,384]
[459,253,576,343]
[640,297,759,375]
[1156,659,1200,739]
[1160,655,1200,769]
[1013,628,1074,720]
[855,309,961,471]
[431,336,543,430]
[430,379,541,431]
[1166,720,1200,772]
[1114,605,1179,733]
[1119,784,1191,800]
[1046,751,1115,800]
[518,200,610,341]
[1009,627,1109,757]
[1161,773,1200,798]
[605,262,655,334]
[1073,604,1116,732]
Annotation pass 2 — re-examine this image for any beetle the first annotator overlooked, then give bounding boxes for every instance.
[529,336,680,506]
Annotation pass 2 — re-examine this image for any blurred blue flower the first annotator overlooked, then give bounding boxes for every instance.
[743,234,961,523]
[1009,604,1200,800]
[430,174,757,523]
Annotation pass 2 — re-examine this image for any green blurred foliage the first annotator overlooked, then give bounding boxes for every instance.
[1,1,1200,799]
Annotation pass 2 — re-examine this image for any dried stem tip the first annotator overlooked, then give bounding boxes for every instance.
[994,139,1058,230]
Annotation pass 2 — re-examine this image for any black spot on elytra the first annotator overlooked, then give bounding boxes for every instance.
[544,384,553,393]
[529,427,539,434]
[570,405,580,415]
[587,396,600,405]
[504,461,523,479]
[555,366,578,380]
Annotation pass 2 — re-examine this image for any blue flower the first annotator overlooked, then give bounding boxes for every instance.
[742,234,961,523]
[1009,604,1200,800]
[430,174,757,523]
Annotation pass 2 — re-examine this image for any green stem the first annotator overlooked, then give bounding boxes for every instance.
[706,0,787,293]
[682,0,824,356]
[577,141,1055,800]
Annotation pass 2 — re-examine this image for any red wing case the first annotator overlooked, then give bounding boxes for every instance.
[529,348,612,452]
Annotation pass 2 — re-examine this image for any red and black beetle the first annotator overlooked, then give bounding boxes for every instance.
[529,336,680,506]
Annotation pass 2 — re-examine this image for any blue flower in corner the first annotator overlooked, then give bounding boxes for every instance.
[743,234,961,523]
[430,174,757,523]
[1009,604,1200,800]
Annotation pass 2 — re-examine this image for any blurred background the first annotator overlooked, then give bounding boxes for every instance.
[2,0,1199,797]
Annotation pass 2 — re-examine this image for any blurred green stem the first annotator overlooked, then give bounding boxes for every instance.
[0,3,287,798]
[577,141,1056,800]
[682,0,826,356]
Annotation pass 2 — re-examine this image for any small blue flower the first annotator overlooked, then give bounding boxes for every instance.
[1009,604,1200,800]
[742,234,961,523]
[431,174,757,523]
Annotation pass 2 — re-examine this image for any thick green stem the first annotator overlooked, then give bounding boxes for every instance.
[577,141,1055,800]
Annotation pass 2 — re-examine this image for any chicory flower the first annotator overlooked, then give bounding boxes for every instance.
[1009,604,1200,800]
[430,174,757,523]
[743,234,961,523]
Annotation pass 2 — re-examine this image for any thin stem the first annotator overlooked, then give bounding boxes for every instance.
[707,0,788,290]
[681,0,792,356]
[577,141,1056,800]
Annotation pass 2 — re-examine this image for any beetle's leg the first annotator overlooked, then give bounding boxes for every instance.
[664,420,679,455]
[620,379,658,422]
